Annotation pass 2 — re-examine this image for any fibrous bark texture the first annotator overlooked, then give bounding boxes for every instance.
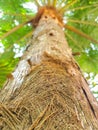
[0,10,98,130]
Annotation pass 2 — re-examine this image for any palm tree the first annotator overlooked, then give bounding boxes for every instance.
[0,0,98,129]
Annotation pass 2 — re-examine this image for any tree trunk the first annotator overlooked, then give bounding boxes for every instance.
[0,9,98,130]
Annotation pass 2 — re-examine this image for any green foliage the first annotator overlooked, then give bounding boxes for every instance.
[0,51,19,87]
[65,0,98,72]
[75,44,98,72]
[0,0,98,88]
[0,0,34,87]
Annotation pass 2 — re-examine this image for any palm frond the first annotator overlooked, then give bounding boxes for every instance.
[68,19,98,27]
[16,31,33,43]
[65,24,98,44]
[48,0,51,5]
[70,3,98,11]
[59,0,78,14]
[88,6,98,14]
[34,0,41,8]
[59,0,67,6]
[52,0,57,7]
[3,12,29,18]
[0,18,33,40]
[65,31,83,50]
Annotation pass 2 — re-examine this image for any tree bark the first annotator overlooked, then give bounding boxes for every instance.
[0,10,98,130]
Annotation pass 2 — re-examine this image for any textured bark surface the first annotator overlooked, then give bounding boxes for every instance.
[0,11,98,130]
